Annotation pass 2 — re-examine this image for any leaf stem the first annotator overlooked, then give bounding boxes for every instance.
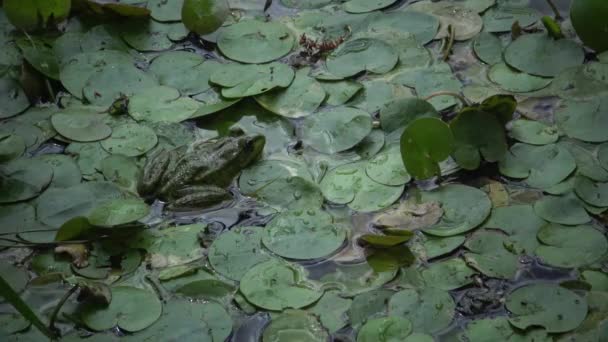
[442,24,456,61]
[49,285,79,333]
[544,0,562,20]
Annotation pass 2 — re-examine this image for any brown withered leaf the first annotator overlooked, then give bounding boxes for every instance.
[55,244,89,268]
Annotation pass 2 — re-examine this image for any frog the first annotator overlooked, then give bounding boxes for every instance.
[138,134,265,210]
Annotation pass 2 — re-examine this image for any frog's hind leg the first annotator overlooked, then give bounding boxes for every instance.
[138,149,172,197]
[167,185,232,211]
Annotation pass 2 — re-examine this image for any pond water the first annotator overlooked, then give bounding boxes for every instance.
[1,0,608,341]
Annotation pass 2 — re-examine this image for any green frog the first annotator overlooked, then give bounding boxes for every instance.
[138,134,265,210]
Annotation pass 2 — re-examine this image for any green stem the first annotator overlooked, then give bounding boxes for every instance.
[541,16,564,39]
[544,0,562,20]
[0,275,58,340]
[49,285,79,333]
[442,24,456,61]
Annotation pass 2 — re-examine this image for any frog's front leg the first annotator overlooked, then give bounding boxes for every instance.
[138,149,173,198]
[166,185,232,211]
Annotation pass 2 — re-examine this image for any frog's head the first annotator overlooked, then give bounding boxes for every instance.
[233,134,266,167]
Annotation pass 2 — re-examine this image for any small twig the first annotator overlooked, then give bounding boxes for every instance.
[442,24,456,61]
[49,285,79,333]
[544,0,562,20]
[424,91,470,107]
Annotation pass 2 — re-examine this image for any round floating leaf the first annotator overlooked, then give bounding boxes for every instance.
[263,209,345,260]
[535,223,608,268]
[0,133,25,162]
[460,317,550,342]
[575,176,608,207]
[37,154,81,189]
[83,63,158,107]
[120,20,186,52]
[100,155,140,192]
[239,159,313,194]
[320,262,397,297]
[570,0,608,53]
[506,283,587,333]
[357,316,413,342]
[128,86,200,123]
[281,0,336,9]
[320,162,404,212]
[326,38,398,78]
[488,63,552,93]
[482,5,539,32]
[35,185,96,227]
[0,313,30,335]
[218,20,294,63]
[509,119,558,145]
[87,199,149,228]
[175,279,236,303]
[419,184,491,236]
[0,77,30,119]
[255,68,326,119]
[210,62,295,98]
[51,113,112,142]
[550,64,608,101]
[388,287,455,334]
[414,234,465,260]
[320,80,363,106]
[463,229,519,279]
[251,176,324,210]
[379,98,439,134]
[367,11,439,45]
[349,80,414,115]
[343,0,397,13]
[0,158,54,204]
[420,258,475,290]
[556,97,608,143]
[80,286,162,332]
[409,1,483,41]
[534,193,591,225]
[208,226,272,281]
[504,33,584,77]
[263,310,329,342]
[302,107,372,154]
[131,224,205,268]
[473,32,503,65]
[100,123,158,157]
[400,117,454,180]
[148,51,217,95]
[499,143,576,189]
[0,263,28,293]
[182,0,229,35]
[349,289,394,328]
[365,145,411,186]
[308,291,352,333]
[239,259,322,311]
[191,87,240,118]
[147,0,183,22]
[560,140,608,182]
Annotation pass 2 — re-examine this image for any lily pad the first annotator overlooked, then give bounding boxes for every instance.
[365,145,411,186]
[0,158,54,204]
[182,0,230,35]
[506,283,587,333]
[263,310,329,342]
[419,184,492,236]
[218,20,294,63]
[349,80,414,114]
[534,193,591,225]
[320,262,397,297]
[208,226,272,281]
[366,11,439,45]
[326,38,398,78]
[482,5,539,32]
[483,205,546,254]
[148,51,218,95]
[535,223,608,268]
[388,287,455,334]
[379,98,439,134]
[349,289,394,328]
[575,176,608,207]
[100,123,158,157]
[87,199,149,228]
[460,317,550,342]
[80,286,162,332]
[504,33,584,77]
[400,117,454,180]
[308,291,352,333]
[320,80,363,106]
[357,316,413,342]
[302,107,372,154]
[555,97,608,143]
[343,0,397,13]
[464,229,519,279]
[147,0,183,22]
[239,259,322,311]
[473,32,503,65]
[421,258,476,290]
[210,62,295,98]
[119,20,186,52]
[488,63,552,93]
[128,86,200,123]
[51,113,112,142]
[408,1,483,41]
[0,133,25,162]
[509,119,558,145]
[263,209,345,260]
[0,77,30,119]
[255,68,326,119]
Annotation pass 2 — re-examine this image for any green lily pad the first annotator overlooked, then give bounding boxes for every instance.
[379,98,439,135]
[0,121,44,152]
[0,313,30,335]
[100,155,140,192]
[239,158,313,194]
[128,86,200,123]
[413,234,466,260]
[560,140,608,182]
[365,145,411,186]
[239,259,322,311]
[182,0,229,35]
[175,279,236,303]
[80,286,162,332]
[366,11,439,45]
[504,33,584,77]
[119,20,186,52]
[255,68,326,119]
[251,175,324,210]
[0,158,54,204]
[0,263,28,293]
[208,226,272,281]
[326,38,398,78]
[191,87,240,118]
[359,233,413,248]
[575,176,608,207]
[148,51,218,95]
[408,1,483,41]
[488,63,552,93]
[83,62,158,107]
[551,64,608,101]
[419,184,492,236]
[357,316,413,342]
[460,317,550,342]
[51,113,112,142]
[4,0,70,31]
[37,154,81,189]
[87,199,149,228]
[464,229,519,279]
[147,0,183,22]
[308,291,352,333]
[400,117,454,180]
[263,310,329,342]
[582,271,608,291]
[0,77,29,119]
[499,143,576,189]
[535,223,608,268]
[263,209,345,260]
[509,119,558,145]
[343,0,397,13]
[482,5,539,32]
[349,289,394,328]
[506,283,587,333]
[302,107,372,154]
[320,80,363,106]
[218,20,294,63]
[388,287,455,334]
[0,202,35,238]
[0,133,25,162]
[16,36,60,80]
[210,62,295,98]
[281,0,337,9]
[421,258,476,290]
[320,262,397,297]
[534,193,591,225]
[483,205,546,254]
[556,97,608,143]
[349,80,414,114]
[320,162,404,212]
[130,224,205,268]
[473,32,503,65]
[65,141,110,178]
[100,123,158,157]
